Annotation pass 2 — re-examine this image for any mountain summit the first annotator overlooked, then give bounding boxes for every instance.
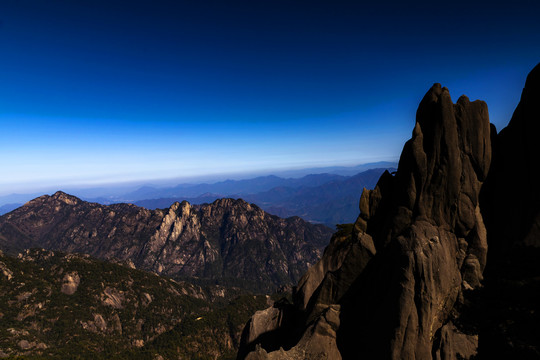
[0,193,333,292]
[239,64,540,359]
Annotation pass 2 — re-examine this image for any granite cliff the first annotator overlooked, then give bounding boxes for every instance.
[238,64,540,359]
[0,196,333,292]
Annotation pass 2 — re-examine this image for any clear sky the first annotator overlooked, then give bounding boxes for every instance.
[1,0,540,195]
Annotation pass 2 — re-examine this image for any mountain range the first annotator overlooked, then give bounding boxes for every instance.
[0,192,333,293]
[0,168,394,228]
[0,161,397,208]
[121,163,395,202]
[134,168,388,227]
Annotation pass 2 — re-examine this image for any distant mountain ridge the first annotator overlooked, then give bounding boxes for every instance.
[0,162,397,208]
[243,168,387,225]
[134,168,391,226]
[120,173,350,202]
[0,192,333,292]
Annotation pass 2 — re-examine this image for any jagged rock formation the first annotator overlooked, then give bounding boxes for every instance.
[239,82,493,359]
[239,63,540,359]
[0,195,332,292]
[0,248,272,359]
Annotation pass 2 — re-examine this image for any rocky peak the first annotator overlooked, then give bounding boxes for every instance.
[0,194,333,292]
[239,64,540,359]
[378,82,490,240]
[51,190,79,204]
[196,198,259,217]
[22,191,80,209]
[239,81,493,359]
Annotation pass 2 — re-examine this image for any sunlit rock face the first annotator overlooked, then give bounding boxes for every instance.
[239,81,493,359]
[0,194,333,292]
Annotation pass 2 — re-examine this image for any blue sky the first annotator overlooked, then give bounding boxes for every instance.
[1,0,540,195]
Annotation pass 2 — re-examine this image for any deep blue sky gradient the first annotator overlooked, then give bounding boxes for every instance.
[1,0,540,194]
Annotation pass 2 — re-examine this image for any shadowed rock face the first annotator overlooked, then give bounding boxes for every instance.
[239,83,492,359]
[0,194,333,292]
[482,62,540,251]
[478,62,540,358]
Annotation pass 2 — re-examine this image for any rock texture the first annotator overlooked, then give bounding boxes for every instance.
[239,83,493,359]
[0,195,332,292]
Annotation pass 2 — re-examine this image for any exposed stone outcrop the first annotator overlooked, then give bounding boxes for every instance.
[239,83,492,359]
[60,271,80,295]
[0,196,333,292]
[245,305,341,360]
[101,287,125,309]
[432,321,478,360]
[0,260,13,280]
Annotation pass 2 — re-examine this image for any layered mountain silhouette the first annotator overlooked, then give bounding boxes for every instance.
[0,169,391,227]
[0,194,333,292]
[238,64,540,359]
[134,168,387,226]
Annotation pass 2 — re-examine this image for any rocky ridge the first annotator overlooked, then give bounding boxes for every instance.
[0,196,333,292]
[238,64,540,359]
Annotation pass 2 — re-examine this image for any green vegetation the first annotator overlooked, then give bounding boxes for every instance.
[0,249,273,359]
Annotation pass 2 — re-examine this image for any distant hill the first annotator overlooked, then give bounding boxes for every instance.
[123,173,348,201]
[243,168,387,226]
[267,161,397,178]
[134,168,391,227]
[119,161,397,201]
[0,192,333,292]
